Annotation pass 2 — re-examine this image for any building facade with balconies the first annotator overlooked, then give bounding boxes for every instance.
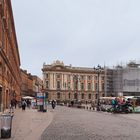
[42,60,105,103]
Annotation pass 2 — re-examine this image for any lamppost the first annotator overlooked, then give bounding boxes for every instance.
[94,64,103,111]
[73,75,80,102]
[64,82,66,104]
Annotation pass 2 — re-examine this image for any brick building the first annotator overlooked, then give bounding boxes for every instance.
[32,75,43,96]
[20,69,33,97]
[42,60,105,103]
[21,69,43,97]
[0,0,21,111]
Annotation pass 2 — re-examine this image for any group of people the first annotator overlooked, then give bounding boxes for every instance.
[10,98,57,112]
[111,97,132,112]
[21,99,31,110]
[10,98,17,113]
[10,98,32,112]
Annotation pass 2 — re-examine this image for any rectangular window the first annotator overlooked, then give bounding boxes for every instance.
[82,93,84,99]
[95,76,98,80]
[68,82,70,89]
[88,76,91,80]
[95,94,98,99]
[46,74,49,79]
[57,74,60,79]
[88,83,91,90]
[88,94,91,99]
[57,81,61,89]
[46,81,49,88]
[102,83,104,91]
[74,82,78,90]
[81,75,84,80]
[81,83,84,90]
[102,76,104,81]
[68,93,70,99]
[95,83,98,91]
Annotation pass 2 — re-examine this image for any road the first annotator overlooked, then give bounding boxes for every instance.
[41,106,140,140]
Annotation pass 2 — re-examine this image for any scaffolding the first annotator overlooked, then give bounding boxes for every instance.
[105,61,140,97]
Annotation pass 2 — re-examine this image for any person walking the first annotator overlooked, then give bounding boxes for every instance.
[51,100,56,109]
[21,100,27,111]
[13,98,17,109]
[9,99,14,113]
[27,99,31,108]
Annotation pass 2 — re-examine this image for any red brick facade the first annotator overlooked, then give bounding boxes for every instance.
[0,0,21,111]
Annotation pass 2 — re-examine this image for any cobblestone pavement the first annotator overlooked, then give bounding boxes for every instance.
[41,106,140,140]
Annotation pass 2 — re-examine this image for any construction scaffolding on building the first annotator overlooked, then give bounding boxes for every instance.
[105,61,140,97]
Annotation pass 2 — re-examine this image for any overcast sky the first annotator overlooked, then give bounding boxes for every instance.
[12,0,140,78]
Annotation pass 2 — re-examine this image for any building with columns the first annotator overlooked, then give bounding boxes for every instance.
[42,60,105,103]
[0,0,21,111]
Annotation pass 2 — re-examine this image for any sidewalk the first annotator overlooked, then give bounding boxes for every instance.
[1,108,53,140]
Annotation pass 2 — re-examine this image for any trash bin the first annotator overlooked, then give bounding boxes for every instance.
[1,114,13,138]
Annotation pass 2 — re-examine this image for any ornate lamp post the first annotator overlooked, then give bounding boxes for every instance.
[94,64,103,111]
[64,82,66,104]
[73,75,80,102]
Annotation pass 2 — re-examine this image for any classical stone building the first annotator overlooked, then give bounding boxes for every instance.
[42,60,105,103]
[0,0,21,111]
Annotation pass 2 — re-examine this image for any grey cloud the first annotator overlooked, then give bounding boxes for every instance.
[12,0,140,77]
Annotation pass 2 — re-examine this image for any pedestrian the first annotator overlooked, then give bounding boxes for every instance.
[13,98,17,109]
[51,100,56,109]
[21,100,27,111]
[9,99,14,113]
[111,98,118,110]
[27,99,31,108]
[71,100,74,107]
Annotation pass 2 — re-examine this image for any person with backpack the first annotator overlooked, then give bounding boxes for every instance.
[111,98,118,110]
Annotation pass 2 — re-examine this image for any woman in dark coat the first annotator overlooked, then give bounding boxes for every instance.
[51,100,56,109]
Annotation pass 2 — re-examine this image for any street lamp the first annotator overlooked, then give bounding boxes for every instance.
[94,64,103,111]
[64,82,66,104]
[73,75,80,102]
